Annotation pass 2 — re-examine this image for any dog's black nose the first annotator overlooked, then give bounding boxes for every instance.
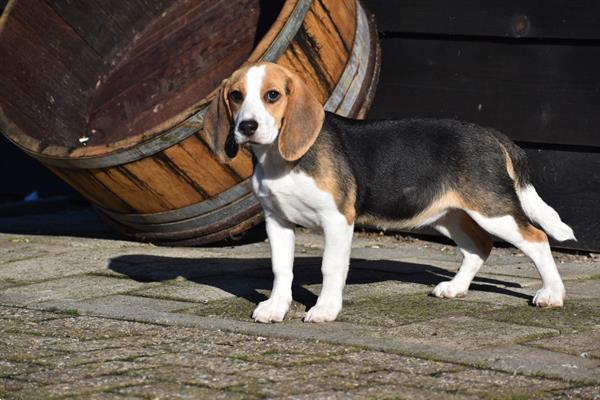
[238,119,258,136]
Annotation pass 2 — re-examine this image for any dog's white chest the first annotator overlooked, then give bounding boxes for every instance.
[252,169,338,228]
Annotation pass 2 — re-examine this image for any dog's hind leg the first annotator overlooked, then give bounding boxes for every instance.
[464,210,566,307]
[432,210,493,299]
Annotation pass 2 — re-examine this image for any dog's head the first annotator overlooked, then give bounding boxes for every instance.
[204,62,325,162]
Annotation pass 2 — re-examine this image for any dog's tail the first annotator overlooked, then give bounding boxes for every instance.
[495,134,576,242]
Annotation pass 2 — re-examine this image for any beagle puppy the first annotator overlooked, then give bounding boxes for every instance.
[204,62,575,323]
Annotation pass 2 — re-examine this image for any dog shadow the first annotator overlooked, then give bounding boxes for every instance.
[109,255,532,309]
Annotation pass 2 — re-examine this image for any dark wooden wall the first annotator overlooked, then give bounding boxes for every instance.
[363,0,600,251]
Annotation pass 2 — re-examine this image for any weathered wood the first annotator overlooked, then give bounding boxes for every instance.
[88,0,266,149]
[0,1,101,153]
[523,145,600,251]
[364,0,600,40]
[368,37,600,148]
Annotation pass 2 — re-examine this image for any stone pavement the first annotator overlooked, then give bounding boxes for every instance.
[0,208,599,399]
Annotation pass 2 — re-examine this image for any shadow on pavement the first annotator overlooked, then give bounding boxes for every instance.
[109,255,532,310]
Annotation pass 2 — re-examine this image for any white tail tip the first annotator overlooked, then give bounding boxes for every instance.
[517,185,576,242]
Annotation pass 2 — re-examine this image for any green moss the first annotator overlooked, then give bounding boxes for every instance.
[184,296,306,322]
[337,293,499,327]
[480,299,600,334]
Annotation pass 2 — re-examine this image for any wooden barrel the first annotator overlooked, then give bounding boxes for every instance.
[0,0,380,245]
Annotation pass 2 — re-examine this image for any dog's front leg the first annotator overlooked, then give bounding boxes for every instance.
[305,219,354,323]
[252,213,295,323]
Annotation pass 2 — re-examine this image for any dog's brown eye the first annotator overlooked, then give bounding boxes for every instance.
[229,90,243,103]
[265,90,280,103]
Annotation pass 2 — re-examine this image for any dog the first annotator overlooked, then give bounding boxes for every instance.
[204,62,575,323]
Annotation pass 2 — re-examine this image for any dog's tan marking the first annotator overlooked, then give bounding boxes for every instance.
[504,148,516,181]
[311,154,357,225]
[276,66,325,161]
[314,173,356,225]
[259,65,289,130]
[520,224,548,243]
[357,190,466,230]
[457,211,493,256]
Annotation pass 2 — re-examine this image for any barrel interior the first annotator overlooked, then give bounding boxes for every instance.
[0,0,285,156]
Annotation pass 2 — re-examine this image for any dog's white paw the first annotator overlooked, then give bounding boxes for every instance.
[533,286,565,308]
[304,303,341,323]
[432,280,468,299]
[252,298,291,323]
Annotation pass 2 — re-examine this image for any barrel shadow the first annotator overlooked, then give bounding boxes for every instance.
[108,255,531,310]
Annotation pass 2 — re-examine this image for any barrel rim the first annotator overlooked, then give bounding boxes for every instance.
[94,0,383,247]
[0,0,311,166]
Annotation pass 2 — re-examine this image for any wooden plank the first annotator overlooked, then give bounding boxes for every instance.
[368,37,600,148]
[46,0,127,58]
[48,167,135,213]
[162,137,241,197]
[522,146,600,251]
[97,157,208,213]
[225,146,255,179]
[87,0,261,148]
[0,1,101,150]
[363,0,600,40]
[49,0,172,58]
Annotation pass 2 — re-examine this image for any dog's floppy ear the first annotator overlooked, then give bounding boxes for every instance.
[278,71,325,161]
[203,79,238,162]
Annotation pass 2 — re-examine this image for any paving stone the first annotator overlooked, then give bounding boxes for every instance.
[185,295,267,321]
[364,368,571,398]
[132,276,270,303]
[0,249,130,283]
[337,293,503,327]
[134,353,262,374]
[288,385,480,400]
[481,260,600,282]
[125,367,250,390]
[0,245,50,267]
[40,346,167,368]
[331,351,463,375]
[350,247,460,268]
[384,316,558,349]
[0,282,16,290]
[116,383,251,399]
[0,360,43,378]
[562,279,600,299]
[106,253,271,281]
[539,385,600,400]
[8,373,151,399]
[230,373,369,398]
[3,314,160,341]
[0,333,73,363]
[40,294,195,317]
[448,284,536,306]
[12,361,146,385]
[481,298,600,334]
[0,275,151,305]
[204,334,361,365]
[0,305,69,322]
[464,345,600,382]
[528,328,600,359]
